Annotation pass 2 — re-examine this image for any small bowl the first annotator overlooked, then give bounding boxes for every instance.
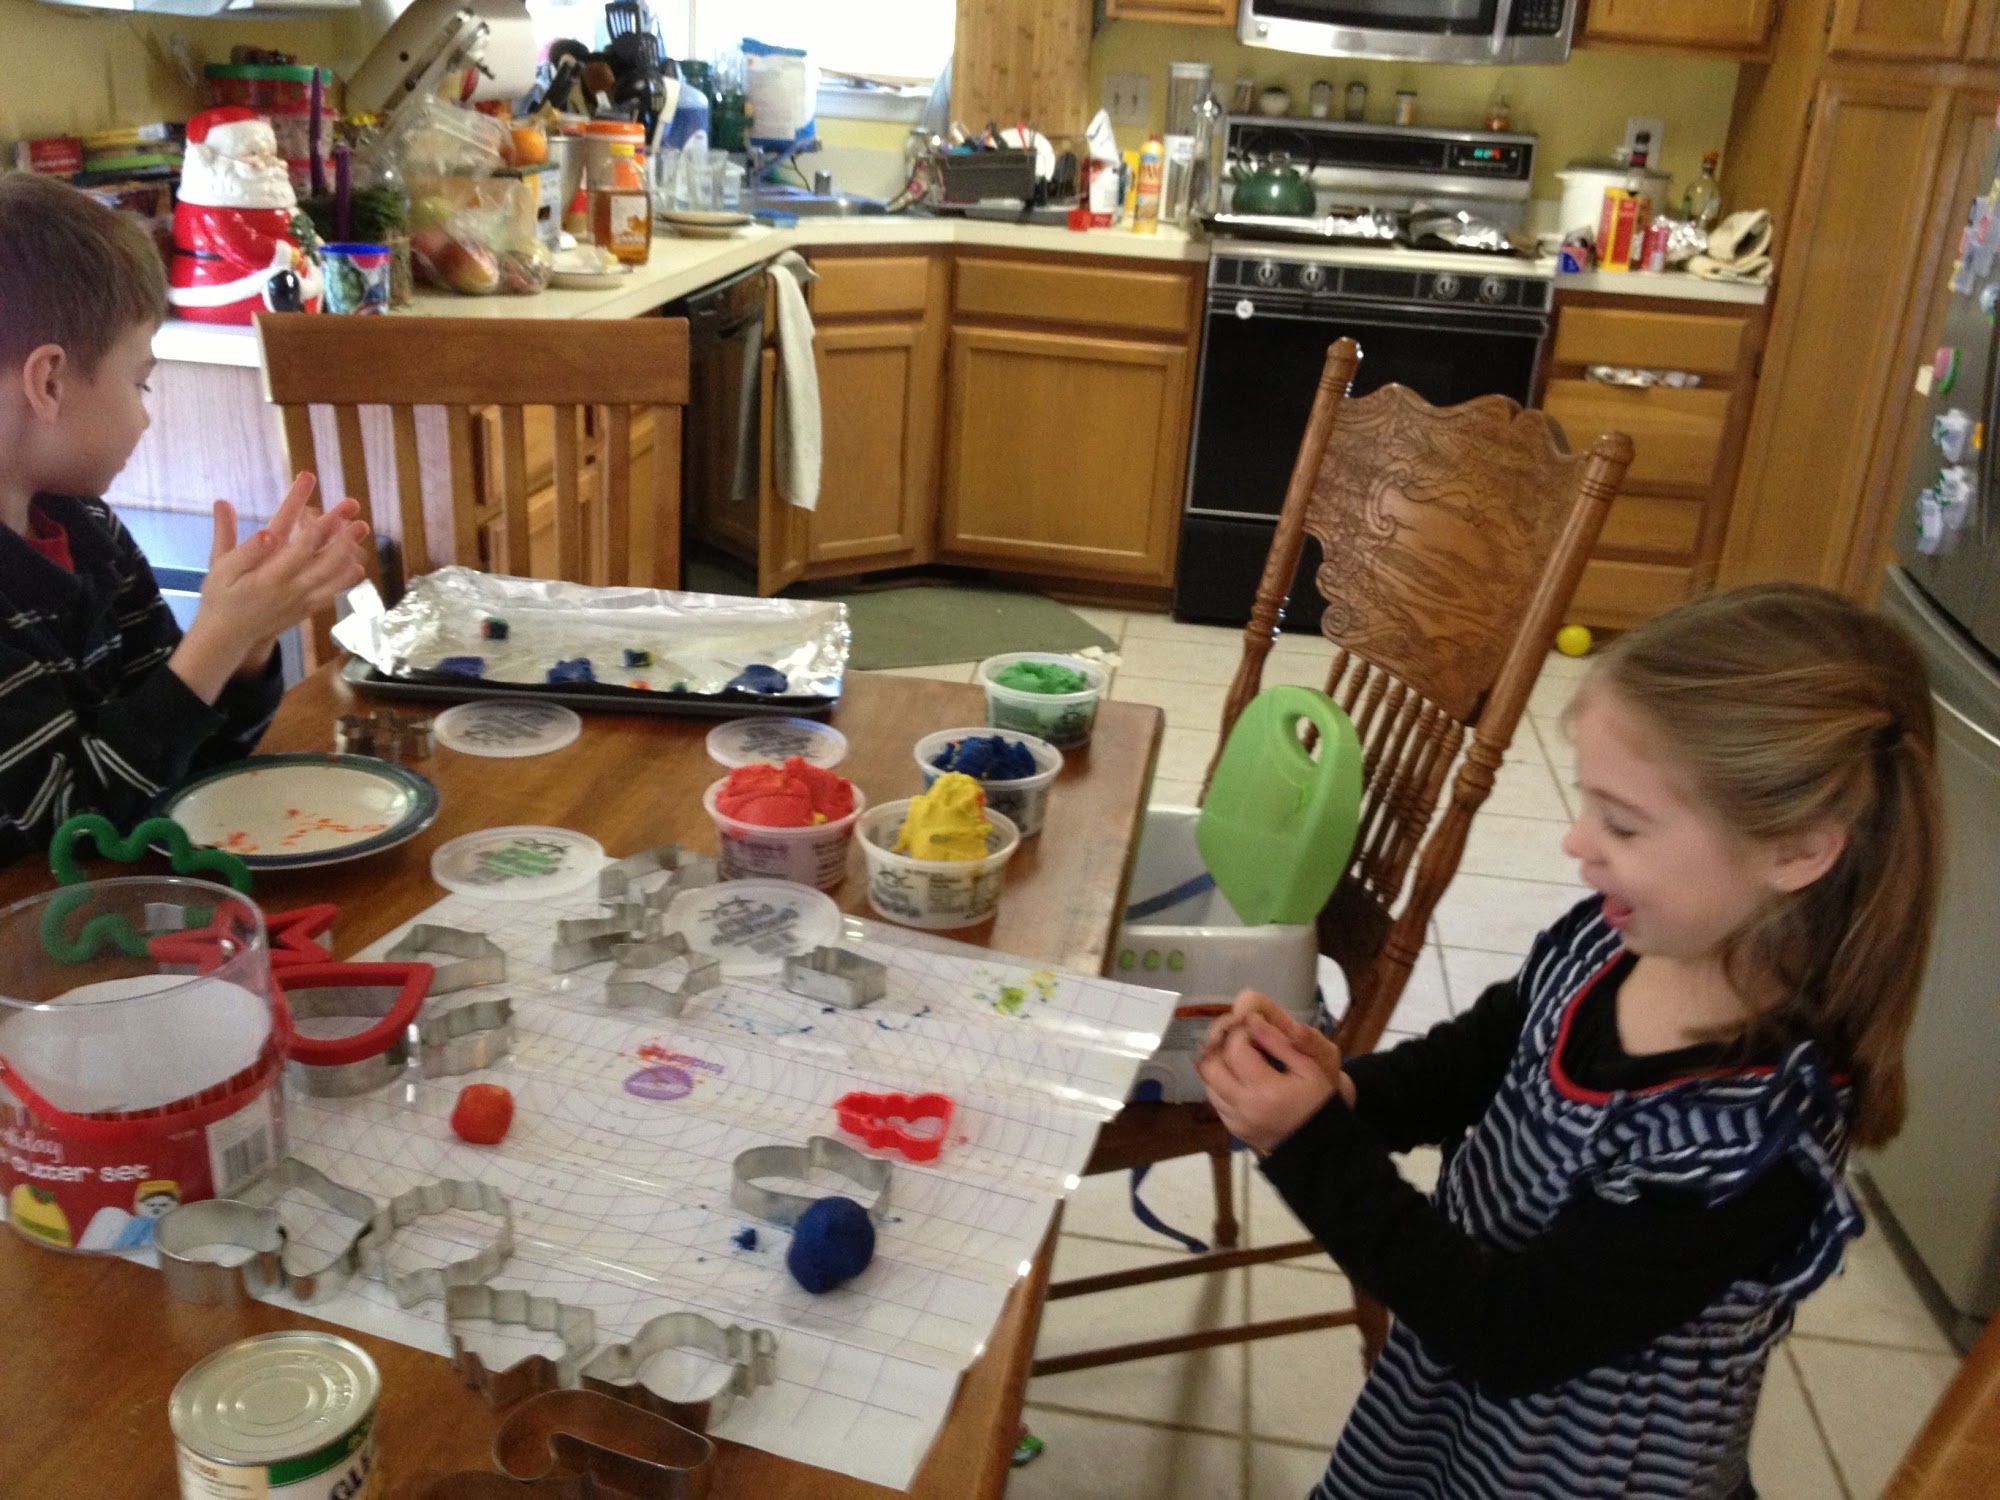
[976,652,1109,750]
[1257,88,1291,117]
[857,800,1022,930]
[701,778,865,891]
[913,728,1063,839]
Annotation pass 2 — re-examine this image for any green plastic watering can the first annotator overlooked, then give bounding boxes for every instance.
[1195,685,1363,927]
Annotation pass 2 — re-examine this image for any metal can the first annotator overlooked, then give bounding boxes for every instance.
[1344,81,1368,121]
[171,1332,382,1500]
[1641,219,1672,272]
[1393,91,1418,126]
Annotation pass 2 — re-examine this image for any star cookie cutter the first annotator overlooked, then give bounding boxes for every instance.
[597,845,718,908]
[385,924,507,994]
[235,1156,377,1305]
[603,934,721,1018]
[834,1090,955,1164]
[580,1311,777,1432]
[279,962,433,1097]
[152,903,338,973]
[730,1135,893,1230]
[447,1284,598,1409]
[782,946,889,1009]
[419,998,515,1076]
[362,1178,514,1307]
[552,905,662,972]
[420,1389,714,1500]
[154,1199,285,1306]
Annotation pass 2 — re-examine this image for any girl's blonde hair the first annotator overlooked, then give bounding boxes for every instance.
[1581,583,1941,1148]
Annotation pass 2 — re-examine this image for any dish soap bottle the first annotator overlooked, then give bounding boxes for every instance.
[1134,136,1164,233]
[1681,150,1723,230]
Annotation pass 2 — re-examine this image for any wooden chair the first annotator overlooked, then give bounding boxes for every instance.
[1035,337,1633,1376]
[257,314,691,666]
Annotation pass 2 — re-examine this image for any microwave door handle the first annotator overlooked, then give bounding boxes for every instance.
[1490,0,1517,54]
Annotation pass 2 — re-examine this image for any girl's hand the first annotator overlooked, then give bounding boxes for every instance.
[1197,1016,1339,1155]
[1201,990,1355,1104]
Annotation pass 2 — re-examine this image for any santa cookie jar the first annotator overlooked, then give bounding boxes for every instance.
[168,106,323,323]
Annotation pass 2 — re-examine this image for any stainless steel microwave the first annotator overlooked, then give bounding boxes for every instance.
[1238,0,1578,65]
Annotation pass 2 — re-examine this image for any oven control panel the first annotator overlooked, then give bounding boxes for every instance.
[1210,254,1553,315]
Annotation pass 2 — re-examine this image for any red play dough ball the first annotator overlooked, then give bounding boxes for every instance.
[451,1083,514,1144]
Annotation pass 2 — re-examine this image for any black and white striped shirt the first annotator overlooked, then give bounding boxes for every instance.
[0,494,280,864]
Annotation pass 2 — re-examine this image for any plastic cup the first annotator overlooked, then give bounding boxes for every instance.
[702,777,865,890]
[858,801,1021,930]
[320,242,391,315]
[0,879,279,1254]
[977,653,1108,749]
[912,728,1063,838]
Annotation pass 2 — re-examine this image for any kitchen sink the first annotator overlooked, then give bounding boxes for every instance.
[750,193,893,218]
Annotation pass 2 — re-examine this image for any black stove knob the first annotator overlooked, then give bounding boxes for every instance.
[1254,260,1283,288]
[1299,263,1327,291]
[1431,272,1462,301]
[1478,276,1510,304]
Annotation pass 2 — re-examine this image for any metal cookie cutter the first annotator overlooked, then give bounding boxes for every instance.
[280,962,433,1097]
[447,1285,598,1409]
[551,906,661,972]
[599,844,720,909]
[782,946,889,1009]
[604,934,721,1019]
[581,1312,777,1432]
[385,924,507,995]
[731,1135,894,1231]
[235,1157,376,1305]
[362,1178,515,1307]
[420,998,515,1076]
[154,1199,285,1306]
[421,1389,714,1500]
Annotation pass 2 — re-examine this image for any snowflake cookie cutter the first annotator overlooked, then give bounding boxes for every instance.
[580,1311,777,1431]
[361,1178,514,1307]
[603,933,721,1018]
[235,1156,377,1305]
[782,946,889,1009]
[447,1284,598,1409]
[730,1135,894,1230]
[419,997,515,1076]
[384,924,507,994]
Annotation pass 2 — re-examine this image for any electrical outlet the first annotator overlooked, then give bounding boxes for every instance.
[1623,116,1667,169]
[1105,72,1150,129]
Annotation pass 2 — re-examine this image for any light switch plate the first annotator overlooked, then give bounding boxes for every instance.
[1623,116,1667,171]
[1105,72,1150,129]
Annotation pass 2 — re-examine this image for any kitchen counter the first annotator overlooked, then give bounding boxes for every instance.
[152,218,1207,368]
[1547,266,1769,306]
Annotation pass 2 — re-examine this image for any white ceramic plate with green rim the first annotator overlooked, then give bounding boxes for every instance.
[156,753,440,871]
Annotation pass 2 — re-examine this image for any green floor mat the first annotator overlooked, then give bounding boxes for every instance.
[682,558,1117,672]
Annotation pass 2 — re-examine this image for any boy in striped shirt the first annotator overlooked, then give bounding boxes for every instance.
[0,172,367,862]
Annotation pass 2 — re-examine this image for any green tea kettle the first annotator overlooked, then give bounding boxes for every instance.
[1230,150,1317,217]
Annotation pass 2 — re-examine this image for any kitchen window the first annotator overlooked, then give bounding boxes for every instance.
[525,0,953,115]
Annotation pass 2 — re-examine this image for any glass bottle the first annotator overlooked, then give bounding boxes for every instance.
[1681,150,1723,230]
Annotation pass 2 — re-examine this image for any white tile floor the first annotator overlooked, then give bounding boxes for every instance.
[877,609,1965,1499]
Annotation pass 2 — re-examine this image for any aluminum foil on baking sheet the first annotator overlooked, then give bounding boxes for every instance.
[333,569,849,709]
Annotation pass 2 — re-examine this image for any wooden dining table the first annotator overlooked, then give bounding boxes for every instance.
[0,664,1162,1499]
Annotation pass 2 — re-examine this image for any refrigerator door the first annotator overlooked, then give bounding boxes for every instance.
[1868,568,2000,1340]
[1896,103,2000,654]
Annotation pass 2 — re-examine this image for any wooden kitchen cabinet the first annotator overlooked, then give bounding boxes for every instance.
[1583,0,1776,52]
[1828,0,1977,59]
[1104,0,1238,25]
[951,0,1094,138]
[1542,292,1765,629]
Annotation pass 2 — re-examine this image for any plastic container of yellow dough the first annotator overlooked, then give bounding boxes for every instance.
[857,800,1021,930]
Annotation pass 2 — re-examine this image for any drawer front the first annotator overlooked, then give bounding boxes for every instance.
[1552,305,1748,376]
[809,254,932,318]
[1598,493,1705,557]
[1569,559,1693,629]
[953,255,1195,336]
[1542,379,1731,490]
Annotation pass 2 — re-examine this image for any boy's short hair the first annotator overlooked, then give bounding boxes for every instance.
[0,171,169,375]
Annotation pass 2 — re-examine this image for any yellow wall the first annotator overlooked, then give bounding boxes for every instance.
[1091,20,1739,203]
[0,0,359,140]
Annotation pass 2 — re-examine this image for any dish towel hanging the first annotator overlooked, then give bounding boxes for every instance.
[767,251,822,510]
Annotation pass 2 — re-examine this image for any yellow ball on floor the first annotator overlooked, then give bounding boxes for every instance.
[1555,624,1594,658]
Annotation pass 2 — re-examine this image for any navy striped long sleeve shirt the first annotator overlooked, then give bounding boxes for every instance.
[0,494,280,864]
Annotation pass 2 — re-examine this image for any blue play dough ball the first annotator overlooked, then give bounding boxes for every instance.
[786,1195,875,1294]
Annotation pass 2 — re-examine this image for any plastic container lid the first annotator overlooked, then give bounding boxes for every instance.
[435,701,583,759]
[431,825,604,899]
[662,878,842,975]
[706,716,848,769]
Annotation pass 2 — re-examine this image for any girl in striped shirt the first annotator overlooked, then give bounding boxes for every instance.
[1198,583,1942,1499]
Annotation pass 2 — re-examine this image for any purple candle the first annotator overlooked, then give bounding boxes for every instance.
[309,67,325,197]
[334,144,352,238]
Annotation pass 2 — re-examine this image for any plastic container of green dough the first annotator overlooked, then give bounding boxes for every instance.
[976,652,1108,749]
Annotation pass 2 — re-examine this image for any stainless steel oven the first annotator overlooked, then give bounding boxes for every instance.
[1175,251,1550,627]
[1239,0,1577,65]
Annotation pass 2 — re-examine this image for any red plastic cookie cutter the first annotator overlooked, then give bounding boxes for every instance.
[834,1090,955,1163]
[276,961,433,1071]
[151,903,340,972]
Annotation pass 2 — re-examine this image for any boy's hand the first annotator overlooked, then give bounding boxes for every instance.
[172,474,370,701]
[1197,1016,1338,1155]
[1201,989,1356,1105]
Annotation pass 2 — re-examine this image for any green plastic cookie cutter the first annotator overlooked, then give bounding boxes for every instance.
[41,814,253,963]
